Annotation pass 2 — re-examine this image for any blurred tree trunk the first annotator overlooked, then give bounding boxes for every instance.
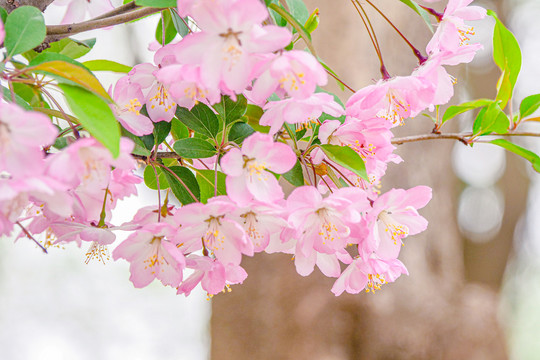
[211,2,512,359]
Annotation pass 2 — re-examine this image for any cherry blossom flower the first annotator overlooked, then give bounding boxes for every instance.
[53,0,114,24]
[174,0,292,94]
[0,102,57,177]
[286,186,370,257]
[345,76,432,127]
[331,255,408,296]
[365,186,432,259]
[221,132,296,206]
[110,76,153,136]
[177,254,248,296]
[173,197,253,266]
[249,50,328,105]
[426,0,487,55]
[113,222,185,288]
[260,92,344,135]
[129,63,177,123]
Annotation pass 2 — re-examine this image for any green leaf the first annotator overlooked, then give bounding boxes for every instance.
[24,38,96,61]
[285,0,310,24]
[397,0,434,33]
[519,94,540,119]
[143,165,170,190]
[472,102,509,135]
[304,8,320,34]
[488,10,522,109]
[442,99,493,124]
[491,139,540,172]
[4,6,46,57]
[173,138,217,158]
[282,160,304,186]
[59,84,120,157]
[268,3,316,56]
[0,7,7,23]
[169,9,190,37]
[30,60,111,100]
[83,59,132,73]
[319,144,367,180]
[135,0,176,7]
[153,121,172,146]
[162,166,200,204]
[214,95,248,126]
[196,169,227,203]
[155,10,177,45]
[171,118,190,140]
[228,122,255,144]
[121,127,152,156]
[1,86,32,110]
[176,103,219,139]
[29,52,88,69]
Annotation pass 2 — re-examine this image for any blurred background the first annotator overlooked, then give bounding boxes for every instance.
[1,0,540,359]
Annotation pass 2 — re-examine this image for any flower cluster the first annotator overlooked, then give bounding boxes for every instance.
[1,0,487,296]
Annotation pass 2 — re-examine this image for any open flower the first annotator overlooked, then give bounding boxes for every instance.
[221,132,296,206]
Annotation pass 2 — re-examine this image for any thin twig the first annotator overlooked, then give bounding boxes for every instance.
[391,131,540,145]
[16,221,48,254]
[325,69,355,93]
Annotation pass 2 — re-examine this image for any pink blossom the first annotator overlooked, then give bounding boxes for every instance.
[113,223,185,288]
[295,248,353,278]
[0,102,57,177]
[331,255,408,295]
[54,0,114,24]
[260,93,344,135]
[177,254,248,296]
[155,64,221,109]
[426,0,487,55]
[174,0,292,93]
[366,186,432,259]
[346,76,432,127]
[286,186,370,257]
[221,133,296,206]
[111,76,153,136]
[249,50,328,105]
[173,198,253,265]
[129,63,177,123]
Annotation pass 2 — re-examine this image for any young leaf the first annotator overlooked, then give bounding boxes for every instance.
[491,139,540,172]
[319,144,367,180]
[143,165,170,190]
[162,166,201,204]
[285,0,310,24]
[170,9,190,37]
[83,60,132,73]
[176,103,219,139]
[135,0,175,7]
[442,99,493,124]
[397,0,434,33]
[29,52,88,69]
[59,84,121,157]
[4,6,46,57]
[228,122,255,144]
[214,95,248,126]
[196,169,227,203]
[472,102,509,135]
[121,127,152,156]
[268,3,316,56]
[155,10,177,45]
[30,60,111,100]
[173,138,217,158]
[519,94,540,119]
[24,38,96,61]
[488,10,522,109]
[282,160,304,186]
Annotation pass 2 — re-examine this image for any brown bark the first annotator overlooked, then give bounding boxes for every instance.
[211,2,510,359]
[0,0,55,12]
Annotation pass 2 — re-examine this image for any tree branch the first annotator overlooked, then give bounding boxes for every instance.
[391,131,540,145]
[46,7,162,36]
[0,0,55,13]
